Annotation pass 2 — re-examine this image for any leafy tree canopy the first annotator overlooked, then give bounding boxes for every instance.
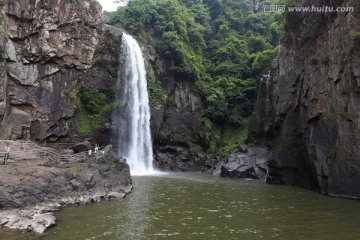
[105,0,280,125]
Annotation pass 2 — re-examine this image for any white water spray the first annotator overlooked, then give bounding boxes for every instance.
[114,33,155,175]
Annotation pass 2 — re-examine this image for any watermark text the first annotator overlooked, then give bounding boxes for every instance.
[262,5,354,13]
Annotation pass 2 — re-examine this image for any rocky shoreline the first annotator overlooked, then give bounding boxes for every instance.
[0,141,132,235]
[0,188,132,235]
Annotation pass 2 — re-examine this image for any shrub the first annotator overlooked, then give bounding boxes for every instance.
[77,87,117,135]
[350,32,360,51]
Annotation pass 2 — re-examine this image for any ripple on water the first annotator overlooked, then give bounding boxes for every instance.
[38,173,360,240]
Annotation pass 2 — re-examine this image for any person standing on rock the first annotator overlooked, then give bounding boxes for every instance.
[4,143,10,165]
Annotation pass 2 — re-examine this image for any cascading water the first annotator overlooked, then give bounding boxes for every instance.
[113,33,155,175]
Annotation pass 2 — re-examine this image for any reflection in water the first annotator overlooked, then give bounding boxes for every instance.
[113,175,153,239]
[0,227,35,240]
[30,173,360,239]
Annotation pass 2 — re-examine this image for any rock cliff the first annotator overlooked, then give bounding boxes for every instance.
[0,0,232,171]
[249,1,360,199]
[148,63,213,171]
[151,81,210,171]
[0,0,122,143]
[141,43,214,171]
[0,140,132,234]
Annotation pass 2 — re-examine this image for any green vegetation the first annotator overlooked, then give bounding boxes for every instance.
[202,117,249,156]
[350,32,360,51]
[217,123,249,156]
[347,0,360,10]
[77,87,117,135]
[72,21,93,35]
[252,47,278,75]
[106,0,280,119]
[88,160,97,171]
[43,3,52,11]
[147,68,165,107]
[310,55,319,65]
[66,0,82,5]
[70,162,79,177]
[278,0,331,45]
[322,112,352,120]
[105,0,281,154]
[147,80,165,107]
[310,54,331,66]
[320,55,330,65]
[90,0,101,10]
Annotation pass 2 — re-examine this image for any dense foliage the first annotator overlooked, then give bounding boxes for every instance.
[77,87,117,135]
[105,0,280,153]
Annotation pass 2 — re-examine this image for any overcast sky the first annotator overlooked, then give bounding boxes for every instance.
[97,0,128,12]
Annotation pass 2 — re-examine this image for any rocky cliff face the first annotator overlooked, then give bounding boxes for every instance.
[0,0,122,143]
[250,1,360,198]
[0,0,209,171]
[152,83,209,171]
[139,42,213,171]
[148,62,213,171]
[0,140,132,234]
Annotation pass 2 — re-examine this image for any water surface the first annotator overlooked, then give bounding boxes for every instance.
[35,173,360,240]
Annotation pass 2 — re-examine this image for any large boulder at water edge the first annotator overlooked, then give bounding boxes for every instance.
[212,146,270,180]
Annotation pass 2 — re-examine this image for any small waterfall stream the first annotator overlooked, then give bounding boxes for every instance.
[113,33,155,175]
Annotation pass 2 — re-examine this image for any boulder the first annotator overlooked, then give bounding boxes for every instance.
[70,141,92,153]
[237,144,248,153]
[213,146,270,180]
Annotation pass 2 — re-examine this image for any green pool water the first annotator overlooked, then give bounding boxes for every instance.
[3,172,360,240]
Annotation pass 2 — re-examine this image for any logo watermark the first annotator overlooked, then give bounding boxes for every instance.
[262,5,354,13]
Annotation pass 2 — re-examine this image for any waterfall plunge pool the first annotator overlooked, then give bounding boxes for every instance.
[31,172,360,240]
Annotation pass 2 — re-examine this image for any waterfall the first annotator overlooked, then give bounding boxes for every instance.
[260,71,271,133]
[264,71,271,101]
[113,33,155,175]
[253,0,260,12]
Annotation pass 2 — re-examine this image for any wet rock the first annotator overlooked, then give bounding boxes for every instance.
[70,179,81,188]
[155,144,213,171]
[248,6,360,199]
[212,146,270,180]
[237,144,248,153]
[210,161,225,177]
[108,192,126,199]
[0,141,132,234]
[151,79,212,171]
[0,206,56,234]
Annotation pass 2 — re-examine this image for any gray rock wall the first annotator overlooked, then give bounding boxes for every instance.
[0,0,122,143]
[143,48,213,171]
[250,4,360,198]
[153,82,208,171]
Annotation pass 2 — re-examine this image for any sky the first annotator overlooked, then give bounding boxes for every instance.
[97,0,128,12]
